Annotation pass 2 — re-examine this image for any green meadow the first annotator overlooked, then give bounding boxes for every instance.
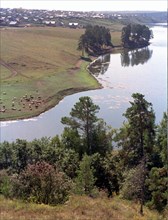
[0,27,121,120]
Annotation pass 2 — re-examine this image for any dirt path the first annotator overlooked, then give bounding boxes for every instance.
[75,59,83,68]
[68,59,84,75]
[0,59,30,79]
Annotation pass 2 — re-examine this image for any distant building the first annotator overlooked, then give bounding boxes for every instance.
[50,21,56,25]
[68,22,79,28]
[9,21,18,26]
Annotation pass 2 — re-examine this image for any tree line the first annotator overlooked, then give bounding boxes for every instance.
[78,24,153,56]
[0,94,167,215]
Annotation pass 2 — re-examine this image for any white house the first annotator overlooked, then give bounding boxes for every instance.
[69,22,79,28]
[9,21,18,26]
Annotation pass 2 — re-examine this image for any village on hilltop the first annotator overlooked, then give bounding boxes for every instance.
[0,8,166,28]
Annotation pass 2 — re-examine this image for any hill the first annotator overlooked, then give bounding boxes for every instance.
[0,26,121,121]
[0,194,167,220]
[0,27,97,120]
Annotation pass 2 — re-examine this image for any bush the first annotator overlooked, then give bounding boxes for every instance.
[120,163,145,201]
[12,161,72,205]
[0,169,12,198]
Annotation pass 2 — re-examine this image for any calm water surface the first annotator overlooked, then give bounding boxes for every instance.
[0,25,167,142]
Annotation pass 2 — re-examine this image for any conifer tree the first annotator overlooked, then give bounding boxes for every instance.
[118,93,155,215]
[75,154,95,195]
[61,96,100,155]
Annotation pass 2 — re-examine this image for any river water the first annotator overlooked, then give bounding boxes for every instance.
[0,25,167,142]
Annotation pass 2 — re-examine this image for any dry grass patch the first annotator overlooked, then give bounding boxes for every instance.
[0,195,166,220]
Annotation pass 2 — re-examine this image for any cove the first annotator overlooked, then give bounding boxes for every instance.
[0,25,167,142]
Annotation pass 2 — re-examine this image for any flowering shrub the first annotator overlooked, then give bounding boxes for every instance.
[12,161,72,205]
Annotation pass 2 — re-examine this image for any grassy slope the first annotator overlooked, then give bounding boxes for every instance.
[0,26,121,121]
[0,195,166,220]
[0,27,96,120]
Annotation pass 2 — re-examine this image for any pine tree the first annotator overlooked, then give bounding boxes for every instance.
[118,93,156,215]
[61,96,100,155]
[75,154,96,195]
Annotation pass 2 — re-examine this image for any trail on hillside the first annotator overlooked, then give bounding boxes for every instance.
[68,59,83,75]
[0,59,30,79]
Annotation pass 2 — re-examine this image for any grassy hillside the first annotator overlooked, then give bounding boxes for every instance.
[0,27,121,121]
[0,27,97,120]
[62,17,124,31]
[0,194,166,220]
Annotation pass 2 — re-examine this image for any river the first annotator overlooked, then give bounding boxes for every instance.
[0,24,167,142]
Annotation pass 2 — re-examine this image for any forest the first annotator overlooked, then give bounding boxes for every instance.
[0,93,167,215]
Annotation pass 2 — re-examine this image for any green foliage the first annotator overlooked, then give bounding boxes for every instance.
[12,139,31,173]
[30,137,51,162]
[78,25,113,56]
[145,112,168,212]
[117,93,155,168]
[146,167,168,212]
[0,136,79,180]
[91,152,120,197]
[54,148,79,179]
[91,120,113,156]
[61,96,113,157]
[121,24,131,45]
[12,161,72,205]
[0,170,12,198]
[121,160,147,201]
[61,96,100,155]
[121,24,153,48]
[0,141,13,169]
[61,127,83,156]
[0,95,167,214]
[75,154,96,195]
[33,136,80,179]
[156,112,167,166]
[120,168,138,200]
[116,93,156,215]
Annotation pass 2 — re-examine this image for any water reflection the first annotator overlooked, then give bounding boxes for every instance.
[88,53,110,76]
[0,25,166,143]
[120,47,153,67]
[89,47,153,76]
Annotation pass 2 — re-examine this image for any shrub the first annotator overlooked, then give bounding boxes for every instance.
[120,163,146,201]
[12,161,72,205]
[0,169,12,198]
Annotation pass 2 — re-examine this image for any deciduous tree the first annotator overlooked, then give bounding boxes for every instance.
[121,24,153,48]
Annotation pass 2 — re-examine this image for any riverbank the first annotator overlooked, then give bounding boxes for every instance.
[0,24,155,122]
[0,25,122,121]
[0,60,102,121]
[0,27,106,121]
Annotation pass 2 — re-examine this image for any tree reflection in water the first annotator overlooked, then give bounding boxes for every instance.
[89,47,153,76]
[88,53,110,76]
[120,47,153,67]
